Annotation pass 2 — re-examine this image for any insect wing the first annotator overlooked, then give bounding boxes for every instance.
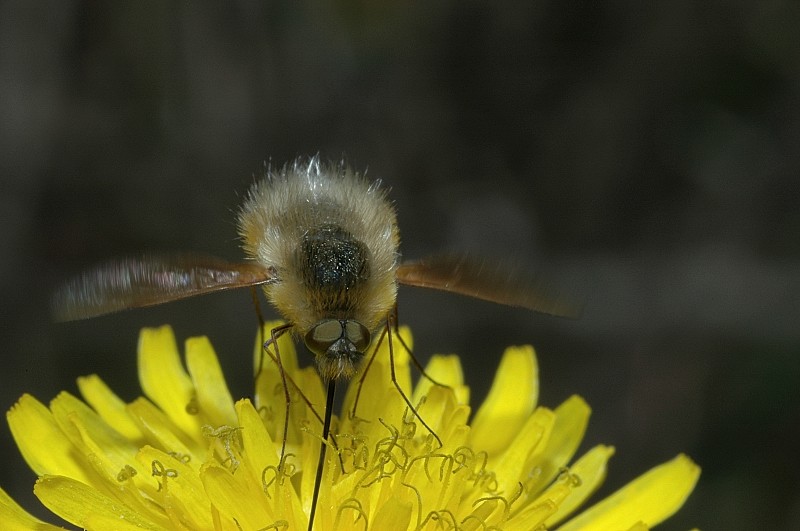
[52,254,277,321]
[396,253,580,317]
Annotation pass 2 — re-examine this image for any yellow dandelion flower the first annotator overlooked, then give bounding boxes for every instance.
[2,323,699,530]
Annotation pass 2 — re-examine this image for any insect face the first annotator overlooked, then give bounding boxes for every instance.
[237,158,400,380]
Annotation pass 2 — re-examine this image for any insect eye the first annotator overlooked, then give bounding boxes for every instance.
[344,321,371,352]
[304,319,372,356]
[305,319,343,356]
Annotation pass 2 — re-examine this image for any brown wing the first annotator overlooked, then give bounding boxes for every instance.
[396,253,581,318]
[52,254,277,321]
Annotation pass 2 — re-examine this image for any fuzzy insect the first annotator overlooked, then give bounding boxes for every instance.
[52,156,575,530]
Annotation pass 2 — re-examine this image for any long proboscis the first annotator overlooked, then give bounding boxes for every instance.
[52,254,277,321]
[396,253,581,318]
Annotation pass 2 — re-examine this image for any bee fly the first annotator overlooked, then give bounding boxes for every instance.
[53,156,576,530]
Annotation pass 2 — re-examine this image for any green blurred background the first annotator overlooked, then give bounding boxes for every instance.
[2,2,799,529]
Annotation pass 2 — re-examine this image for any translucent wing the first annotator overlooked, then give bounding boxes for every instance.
[396,253,580,317]
[52,254,277,321]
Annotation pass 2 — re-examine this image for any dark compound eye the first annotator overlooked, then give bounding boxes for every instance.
[304,319,344,356]
[344,320,370,352]
[304,319,371,357]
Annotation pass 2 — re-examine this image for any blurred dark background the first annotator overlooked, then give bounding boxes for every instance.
[2,2,799,529]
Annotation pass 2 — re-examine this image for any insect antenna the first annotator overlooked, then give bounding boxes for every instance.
[308,378,336,531]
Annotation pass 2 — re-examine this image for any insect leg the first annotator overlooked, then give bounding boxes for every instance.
[385,316,443,448]
[349,324,388,421]
[262,323,294,468]
[256,325,344,473]
[250,286,267,377]
[388,305,449,390]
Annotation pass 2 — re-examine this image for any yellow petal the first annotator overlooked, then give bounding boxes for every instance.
[77,375,144,441]
[421,354,464,386]
[417,384,470,449]
[185,336,237,427]
[412,354,470,406]
[291,367,327,445]
[557,454,700,531]
[201,465,275,529]
[126,397,198,459]
[341,359,393,427]
[34,475,162,530]
[0,486,63,530]
[469,345,539,456]
[50,392,140,476]
[235,399,283,496]
[505,499,558,531]
[462,497,504,530]
[543,445,615,526]
[370,495,413,530]
[7,394,92,483]
[399,431,471,517]
[484,407,554,497]
[137,326,201,440]
[135,446,213,529]
[526,395,591,494]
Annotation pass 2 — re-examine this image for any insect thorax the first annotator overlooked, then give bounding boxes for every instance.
[298,223,371,315]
